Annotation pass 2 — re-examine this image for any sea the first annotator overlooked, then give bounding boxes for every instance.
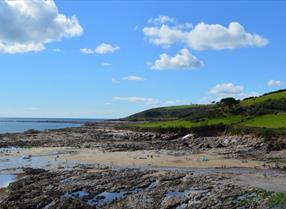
[0,118,103,134]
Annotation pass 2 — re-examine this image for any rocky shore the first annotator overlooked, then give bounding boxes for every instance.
[0,122,279,157]
[0,122,286,208]
[0,167,275,209]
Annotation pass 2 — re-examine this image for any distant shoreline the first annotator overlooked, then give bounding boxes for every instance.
[0,118,105,124]
[0,118,105,134]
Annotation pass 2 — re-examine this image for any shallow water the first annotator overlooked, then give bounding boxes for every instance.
[0,147,78,173]
[0,147,78,189]
[88,191,126,206]
[61,180,161,206]
[64,191,90,198]
[0,174,16,188]
[0,155,67,171]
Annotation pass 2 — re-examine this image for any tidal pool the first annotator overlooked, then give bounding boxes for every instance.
[0,174,16,188]
[0,147,78,172]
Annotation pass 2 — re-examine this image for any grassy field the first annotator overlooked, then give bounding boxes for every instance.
[135,115,245,129]
[162,104,211,110]
[241,90,286,106]
[241,114,286,129]
[129,114,286,130]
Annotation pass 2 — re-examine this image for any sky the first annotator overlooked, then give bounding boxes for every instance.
[0,0,285,118]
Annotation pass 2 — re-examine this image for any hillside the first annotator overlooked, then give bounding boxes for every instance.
[123,89,286,135]
[241,89,286,106]
[125,104,216,121]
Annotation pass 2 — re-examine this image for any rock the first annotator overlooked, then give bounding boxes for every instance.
[0,168,270,209]
[182,134,195,140]
[216,143,225,148]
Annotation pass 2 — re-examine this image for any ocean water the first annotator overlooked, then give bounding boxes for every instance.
[0,118,103,134]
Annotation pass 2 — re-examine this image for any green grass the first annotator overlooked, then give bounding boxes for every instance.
[267,192,286,208]
[241,90,286,106]
[241,114,286,129]
[135,115,245,129]
[129,114,286,131]
[124,89,286,135]
[162,104,211,110]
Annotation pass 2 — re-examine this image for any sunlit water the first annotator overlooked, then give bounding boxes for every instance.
[0,174,16,188]
[0,118,102,134]
[0,147,78,188]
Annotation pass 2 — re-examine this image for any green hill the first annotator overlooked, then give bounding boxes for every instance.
[125,104,217,121]
[123,89,286,135]
[241,89,286,106]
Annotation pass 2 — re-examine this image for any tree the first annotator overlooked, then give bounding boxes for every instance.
[218,97,240,112]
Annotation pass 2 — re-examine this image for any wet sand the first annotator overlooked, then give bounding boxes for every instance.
[0,147,269,170]
[63,148,268,169]
[3,146,285,194]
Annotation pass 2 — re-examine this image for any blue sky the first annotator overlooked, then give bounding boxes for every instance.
[0,0,285,118]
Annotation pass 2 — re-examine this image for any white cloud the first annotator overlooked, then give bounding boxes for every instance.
[209,83,244,99]
[113,96,159,106]
[123,76,145,81]
[148,15,175,25]
[143,24,186,47]
[80,48,94,54]
[0,0,83,54]
[102,62,112,66]
[151,48,203,70]
[175,23,193,30]
[267,80,283,87]
[209,83,258,100]
[143,21,268,50]
[187,22,268,50]
[81,43,119,55]
[95,43,120,54]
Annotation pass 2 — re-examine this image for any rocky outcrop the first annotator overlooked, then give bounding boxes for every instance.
[0,168,270,209]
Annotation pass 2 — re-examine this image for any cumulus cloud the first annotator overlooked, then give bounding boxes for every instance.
[209,83,244,98]
[209,83,258,100]
[0,0,83,54]
[148,15,175,25]
[267,80,283,87]
[95,43,120,54]
[123,76,145,81]
[80,43,119,55]
[151,48,203,70]
[143,21,268,50]
[187,22,268,50]
[143,24,186,47]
